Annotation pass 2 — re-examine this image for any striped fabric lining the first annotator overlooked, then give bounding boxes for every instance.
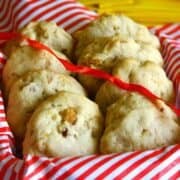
[0,0,180,179]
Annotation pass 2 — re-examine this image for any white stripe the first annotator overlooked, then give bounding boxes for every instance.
[25,159,45,176]
[100,151,153,180]
[162,42,173,62]
[61,14,93,28]
[0,121,9,127]
[123,147,174,179]
[16,0,46,19]
[67,19,92,33]
[0,105,5,110]
[31,156,77,180]
[11,0,29,30]
[168,61,180,81]
[83,153,132,180]
[0,0,10,19]
[0,155,12,169]
[53,155,79,166]
[161,24,179,35]
[0,97,4,102]
[4,162,16,180]
[33,163,54,180]
[0,0,4,12]
[14,159,24,174]
[166,53,180,73]
[0,0,16,27]
[26,157,53,180]
[0,113,6,118]
[171,69,180,84]
[159,164,180,180]
[27,1,78,21]
[0,137,9,142]
[143,148,180,179]
[165,52,180,72]
[164,48,180,67]
[0,24,15,32]
[52,155,94,179]
[38,4,93,24]
[163,43,177,61]
[0,143,9,149]
[69,154,116,179]
[35,3,96,22]
[17,1,84,29]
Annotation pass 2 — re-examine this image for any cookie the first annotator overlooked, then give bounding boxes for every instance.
[7,70,86,141]
[78,36,163,96]
[2,46,69,97]
[74,14,160,58]
[20,21,73,57]
[23,91,103,157]
[100,93,180,154]
[96,59,174,113]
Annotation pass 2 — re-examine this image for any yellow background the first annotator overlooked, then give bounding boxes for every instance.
[79,0,180,26]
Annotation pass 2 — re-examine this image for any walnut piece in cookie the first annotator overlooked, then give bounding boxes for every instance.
[23,91,103,157]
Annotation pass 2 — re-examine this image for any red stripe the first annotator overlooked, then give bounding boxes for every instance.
[0,127,11,132]
[0,57,6,64]
[163,45,177,68]
[0,109,5,113]
[0,0,6,13]
[0,0,18,30]
[161,40,173,57]
[113,148,164,179]
[155,24,173,36]
[72,21,92,32]
[44,156,80,179]
[168,170,180,179]
[133,146,180,179]
[173,34,180,40]
[18,156,41,179]
[165,25,180,37]
[0,139,10,144]
[56,11,93,26]
[165,51,180,74]
[13,0,37,30]
[0,117,6,122]
[0,153,11,161]
[168,65,180,82]
[46,5,94,22]
[9,162,19,180]
[151,157,180,180]
[31,1,77,22]
[25,159,52,179]
[64,17,93,31]
[91,151,143,180]
[16,0,54,28]
[165,50,180,72]
[76,154,120,180]
[0,0,11,22]
[165,49,180,70]
[57,155,99,179]
[0,157,17,177]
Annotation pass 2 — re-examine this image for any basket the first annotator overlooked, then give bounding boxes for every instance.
[0,0,180,179]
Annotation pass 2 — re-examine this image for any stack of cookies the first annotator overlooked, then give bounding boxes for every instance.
[2,15,179,158]
[74,14,180,154]
[3,21,103,157]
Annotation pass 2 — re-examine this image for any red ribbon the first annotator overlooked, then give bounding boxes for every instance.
[0,32,179,116]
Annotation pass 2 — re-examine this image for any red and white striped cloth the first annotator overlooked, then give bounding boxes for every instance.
[0,0,180,179]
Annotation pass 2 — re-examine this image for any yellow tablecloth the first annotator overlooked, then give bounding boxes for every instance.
[79,0,180,26]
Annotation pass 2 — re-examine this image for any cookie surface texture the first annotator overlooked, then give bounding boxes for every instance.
[23,91,103,157]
